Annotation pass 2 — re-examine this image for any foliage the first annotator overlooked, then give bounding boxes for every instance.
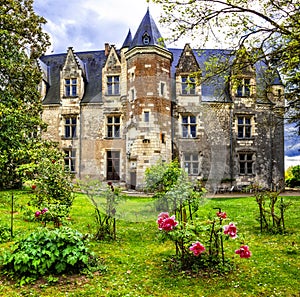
[0,222,11,243]
[0,0,51,189]
[17,143,74,226]
[150,0,300,126]
[286,165,300,187]
[255,190,292,233]
[79,180,125,240]
[0,227,103,285]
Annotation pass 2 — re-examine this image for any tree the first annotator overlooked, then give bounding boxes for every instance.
[150,0,300,126]
[0,0,50,188]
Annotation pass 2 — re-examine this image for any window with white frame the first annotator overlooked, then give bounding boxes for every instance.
[236,78,251,97]
[107,75,120,95]
[184,152,199,175]
[64,116,77,138]
[239,152,254,175]
[182,115,197,138]
[181,76,196,95]
[107,115,120,138]
[64,149,76,172]
[237,116,252,138]
[65,78,77,96]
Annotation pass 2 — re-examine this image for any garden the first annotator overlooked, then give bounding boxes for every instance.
[0,161,299,297]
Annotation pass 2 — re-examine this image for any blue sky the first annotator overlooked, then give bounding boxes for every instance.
[33,0,300,170]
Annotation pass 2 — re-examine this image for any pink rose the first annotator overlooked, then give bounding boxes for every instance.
[41,208,48,214]
[35,211,41,217]
[189,241,206,256]
[157,212,178,231]
[223,222,238,238]
[235,245,252,258]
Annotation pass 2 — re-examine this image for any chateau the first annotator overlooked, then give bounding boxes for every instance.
[39,9,285,192]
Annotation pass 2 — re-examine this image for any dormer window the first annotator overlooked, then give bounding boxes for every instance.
[65,78,77,97]
[181,76,196,95]
[107,75,120,95]
[142,32,150,45]
[236,78,251,97]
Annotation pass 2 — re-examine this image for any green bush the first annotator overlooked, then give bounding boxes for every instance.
[1,227,103,284]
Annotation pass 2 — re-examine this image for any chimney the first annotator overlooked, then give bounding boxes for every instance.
[105,43,110,56]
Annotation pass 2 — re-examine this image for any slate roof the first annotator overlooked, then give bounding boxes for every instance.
[40,9,282,106]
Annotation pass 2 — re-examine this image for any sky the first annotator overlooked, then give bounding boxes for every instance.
[33,0,300,170]
[33,0,184,55]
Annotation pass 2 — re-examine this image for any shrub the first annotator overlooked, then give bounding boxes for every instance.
[0,227,103,284]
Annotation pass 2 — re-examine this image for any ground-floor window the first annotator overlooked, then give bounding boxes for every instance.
[107,150,120,180]
[183,152,199,175]
[239,152,254,175]
[64,149,76,173]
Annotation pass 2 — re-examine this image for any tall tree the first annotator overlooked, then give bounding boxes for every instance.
[0,0,49,188]
[150,0,300,125]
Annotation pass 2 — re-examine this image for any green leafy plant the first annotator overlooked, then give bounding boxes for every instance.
[0,227,104,284]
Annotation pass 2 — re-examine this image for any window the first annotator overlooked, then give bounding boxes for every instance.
[65,78,77,96]
[142,32,150,45]
[239,153,254,175]
[131,89,135,101]
[237,116,252,138]
[184,152,199,175]
[160,82,165,96]
[107,76,120,95]
[107,151,120,180]
[182,115,197,138]
[107,115,120,138]
[236,78,250,97]
[64,116,77,138]
[64,149,76,172]
[144,111,149,122]
[181,76,196,95]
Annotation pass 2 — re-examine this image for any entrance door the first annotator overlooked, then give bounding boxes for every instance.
[130,172,136,189]
[107,151,120,180]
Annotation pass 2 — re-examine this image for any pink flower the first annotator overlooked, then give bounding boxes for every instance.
[216,211,227,219]
[35,211,41,217]
[157,212,178,231]
[41,208,48,214]
[223,222,238,238]
[235,245,252,258]
[189,241,206,256]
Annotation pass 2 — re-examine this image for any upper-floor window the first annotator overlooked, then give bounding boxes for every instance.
[107,76,120,95]
[236,78,251,97]
[239,152,254,175]
[181,76,196,95]
[182,115,197,138]
[64,116,77,138]
[65,78,77,96]
[107,115,120,138]
[237,116,252,138]
[160,82,165,96]
[64,149,76,173]
[183,152,199,175]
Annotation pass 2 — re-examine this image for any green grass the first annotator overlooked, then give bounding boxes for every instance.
[0,190,299,297]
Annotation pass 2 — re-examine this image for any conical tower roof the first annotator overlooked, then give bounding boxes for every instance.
[122,29,132,48]
[130,8,165,48]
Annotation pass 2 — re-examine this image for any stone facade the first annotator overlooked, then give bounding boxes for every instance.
[39,9,285,192]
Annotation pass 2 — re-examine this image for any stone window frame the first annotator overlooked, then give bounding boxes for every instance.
[106,75,120,96]
[63,116,77,139]
[237,115,253,139]
[106,115,121,138]
[236,78,251,97]
[181,75,196,95]
[238,152,255,175]
[183,152,199,175]
[64,78,77,97]
[64,148,76,173]
[181,114,197,138]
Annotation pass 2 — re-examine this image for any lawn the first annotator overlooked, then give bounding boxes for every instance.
[0,190,299,297]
